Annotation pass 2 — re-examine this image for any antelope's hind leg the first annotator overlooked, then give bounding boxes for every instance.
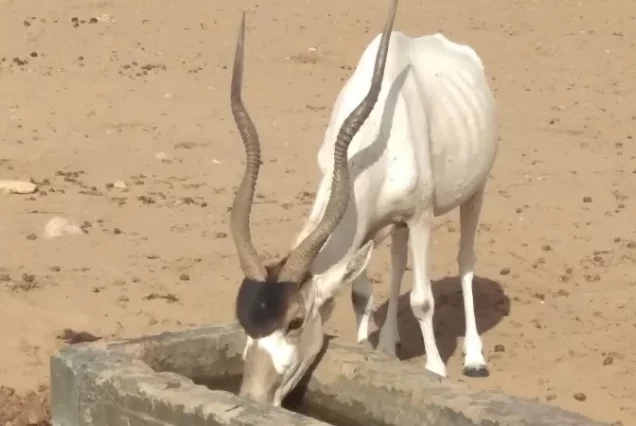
[351,271,375,347]
[458,187,489,377]
[408,216,447,378]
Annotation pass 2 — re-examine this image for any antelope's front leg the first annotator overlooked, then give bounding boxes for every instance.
[408,218,447,378]
[377,226,408,356]
[351,273,374,346]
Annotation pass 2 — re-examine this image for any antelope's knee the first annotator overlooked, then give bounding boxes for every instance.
[409,291,433,320]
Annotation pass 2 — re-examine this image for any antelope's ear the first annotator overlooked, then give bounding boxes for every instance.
[314,240,374,306]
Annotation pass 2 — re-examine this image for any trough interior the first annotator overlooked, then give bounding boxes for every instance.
[137,330,374,426]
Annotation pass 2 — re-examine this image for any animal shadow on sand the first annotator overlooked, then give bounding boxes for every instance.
[368,275,511,363]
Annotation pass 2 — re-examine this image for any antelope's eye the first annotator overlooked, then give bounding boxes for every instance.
[287,317,303,332]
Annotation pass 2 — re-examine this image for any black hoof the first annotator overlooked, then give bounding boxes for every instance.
[462,365,490,378]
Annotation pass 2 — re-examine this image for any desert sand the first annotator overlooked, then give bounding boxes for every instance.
[0,0,634,424]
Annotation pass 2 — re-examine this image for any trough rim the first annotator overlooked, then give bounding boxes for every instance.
[50,322,610,426]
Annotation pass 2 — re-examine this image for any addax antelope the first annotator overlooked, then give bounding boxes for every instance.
[228,0,498,405]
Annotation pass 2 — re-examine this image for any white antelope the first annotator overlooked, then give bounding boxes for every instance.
[229,0,498,406]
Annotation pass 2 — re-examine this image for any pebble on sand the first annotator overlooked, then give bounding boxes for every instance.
[43,216,85,239]
[0,179,38,194]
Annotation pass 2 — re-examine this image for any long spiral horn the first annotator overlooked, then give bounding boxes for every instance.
[278,0,398,284]
[229,12,268,281]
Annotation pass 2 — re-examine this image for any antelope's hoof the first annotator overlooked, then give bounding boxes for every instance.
[462,364,490,378]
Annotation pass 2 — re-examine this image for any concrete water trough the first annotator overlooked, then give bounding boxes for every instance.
[50,323,608,426]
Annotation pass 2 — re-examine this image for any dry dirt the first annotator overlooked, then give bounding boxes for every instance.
[0,0,634,424]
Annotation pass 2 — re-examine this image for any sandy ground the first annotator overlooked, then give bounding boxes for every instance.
[0,0,634,424]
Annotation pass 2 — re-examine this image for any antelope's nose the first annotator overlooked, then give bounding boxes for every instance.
[239,344,280,405]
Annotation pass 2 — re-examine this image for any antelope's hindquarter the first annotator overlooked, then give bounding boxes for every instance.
[406,34,499,216]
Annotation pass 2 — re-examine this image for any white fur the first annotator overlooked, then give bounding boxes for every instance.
[257,331,297,374]
[291,31,498,377]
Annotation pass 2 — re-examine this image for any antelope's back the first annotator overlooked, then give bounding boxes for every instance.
[317,31,498,217]
[406,33,498,214]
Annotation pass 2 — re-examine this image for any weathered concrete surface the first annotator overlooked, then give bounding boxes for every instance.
[50,323,610,426]
[50,324,329,426]
[304,341,610,426]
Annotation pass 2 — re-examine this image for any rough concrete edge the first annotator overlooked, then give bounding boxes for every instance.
[107,322,247,382]
[309,342,611,426]
[50,330,330,426]
[51,323,610,426]
[105,323,609,426]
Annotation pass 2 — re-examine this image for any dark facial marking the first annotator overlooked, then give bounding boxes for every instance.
[236,256,314,339]
[236,278,296,338]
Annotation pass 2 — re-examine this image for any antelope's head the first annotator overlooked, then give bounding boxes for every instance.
[227,0,398,406]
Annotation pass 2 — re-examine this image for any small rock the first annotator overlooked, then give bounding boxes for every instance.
[499,267,510,276]
[137,195,155,205]
[582,196,592,203]
[112,180,127,190]
[143,292,179,303]
[0,273,11,282]
[494,344,505,352]
[113,228,122,235]
[49,265,61,272]
[0,179,38,194]
[179,273,190,281]
[155,152,170,162]
[44,216,84,239]
[603,356,614,366]
[546,393,557,401]
[57,328,100,344]
[573,392,586,401]
[118,295,129,302]
[26,233,37,240]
